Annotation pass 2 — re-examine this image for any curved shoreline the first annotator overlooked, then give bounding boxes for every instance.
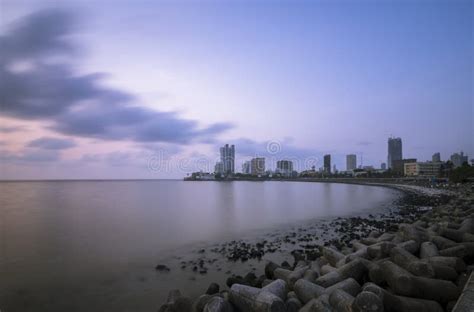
[158,182,467,311]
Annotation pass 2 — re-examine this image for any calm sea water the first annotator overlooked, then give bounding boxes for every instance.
[0,180,399,311]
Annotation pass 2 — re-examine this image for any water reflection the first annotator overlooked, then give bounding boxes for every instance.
[0,180,399,312]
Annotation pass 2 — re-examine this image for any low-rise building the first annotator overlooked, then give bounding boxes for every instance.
[250,158,265,176]
[404,162,442,177]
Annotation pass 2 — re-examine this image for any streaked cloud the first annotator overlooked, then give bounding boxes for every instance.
[27,137,76,150]
[0,9,233,146]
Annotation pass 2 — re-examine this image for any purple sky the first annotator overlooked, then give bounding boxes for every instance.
[0,0,472,179]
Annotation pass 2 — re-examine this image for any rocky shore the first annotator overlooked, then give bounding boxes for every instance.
[158,183,474,312]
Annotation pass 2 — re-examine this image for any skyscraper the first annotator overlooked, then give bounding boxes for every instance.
[219,144,235,174]
[450,151,468,168]
[242,160,250,174]
[432,152,441,163]
[346,154,357,171]
[250,158,265,176]
[387,137,402,169]
[323,154,331,174]
[276,160,294,177]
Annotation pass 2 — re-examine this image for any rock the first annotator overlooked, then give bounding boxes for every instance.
[439,245,466,258]
[316,259,367,288]
[294,278,325,304]
[390,246,435,278]
[325,277,361,297]
[299,295,332,312]
[273,266,308,289]
[158,289,192,312]
[229,284,285,312]
[194,294,212,312]
[156,264,170,272]
[285,297,302,312]
[440,228,474,243]
[431,236,458,250]
[261,279,288,301]
[419,242,439,259]
[329,289,354,311]
[352,291,383,312]
[203,296,233,312]
[281,261,292,269]
[265,261,280,279]
[322,246,345,267]
[321,264,337,275]
[303,269,319,283]
[206,283,220,295]
[379,260,460,303]
[427,256,466,272]
[397,240,419,254]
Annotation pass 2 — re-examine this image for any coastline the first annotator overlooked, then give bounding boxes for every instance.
[157,181,473,311]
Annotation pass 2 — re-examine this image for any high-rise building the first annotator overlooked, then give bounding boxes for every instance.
[219,144,235,174]
[346,154,357,171]
[214,162,224,175]
[323,154,331,174]
[387,137,403,169]
[393,158,416,175]
[432,152,441,163]
[450,151,468,168]
[276,160,293,177]
[242,161,251,174]
[381,163,387,170]
[250,158,265,176]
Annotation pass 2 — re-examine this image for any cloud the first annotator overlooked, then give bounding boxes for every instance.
[0,9,232,145]
[0,125,28,133]
[1,149,60,163]
[27,137,76,150]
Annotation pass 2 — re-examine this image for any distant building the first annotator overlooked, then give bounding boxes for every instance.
[324,154,331,174]
[392,158,416,175]
[432,152,441,163]
[450,151,468,168]
[363,166,375,171]
[387,137,403,169]
[250,158,265,176]
[346,154,357,171]
[219,144,235,174]
[214,161,224,174]
[405,162,442,177]
[276,160,294,177]
[381,163,387,170]
[192,172,215,180]
[242,161,251,174]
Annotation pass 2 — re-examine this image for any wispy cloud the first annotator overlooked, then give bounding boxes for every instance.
[0,125,28,133]
[0,9,233,145]
[27,137,76,150]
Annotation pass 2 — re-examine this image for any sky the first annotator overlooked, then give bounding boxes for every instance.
[0,0,472,179]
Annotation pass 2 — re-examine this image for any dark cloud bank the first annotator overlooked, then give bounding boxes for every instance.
[0,9,233,145]
[27,137,76,150]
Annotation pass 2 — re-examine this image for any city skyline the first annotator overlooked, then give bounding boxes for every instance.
[1,0,472,179]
